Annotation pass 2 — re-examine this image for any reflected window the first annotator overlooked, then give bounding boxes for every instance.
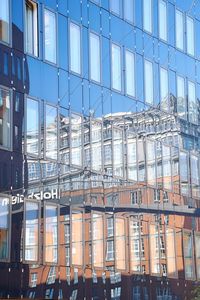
[159,0,167,41]
[106,240,114,261]
[183,231,194,280]
[0,0,9,43]
[113,128,123,177]
[47,266,56,285]
[91,121,102,171]
[110,0,120,15]
[124,0,134,23]
[0,197,9,260]
[26,97,39,155]
[176,9,184,50]
[30,273,38,288]
[146,140,156,186]
[44,205,58,264]
[25,0,38,56]
[70,22,81,74]
[45,104,58,160]
[143,0,152,33]
[188,81,197,124]
[0,88,11,149]
[177,75,186,120]
[107,217,114,237]
[92,213,103,268]
[144,60,153,105]
[125,50,135,97]
[24,201,39,262]
[180,151,189,195]
[111,43,122,92]
[187,16,194,56]
[127,134,137,181]
[44,9,56,63]
[90,32,100,83]
[160,67,168,111]
[71,114,82,167]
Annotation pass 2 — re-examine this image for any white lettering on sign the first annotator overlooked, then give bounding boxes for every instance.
[1,189,60,206]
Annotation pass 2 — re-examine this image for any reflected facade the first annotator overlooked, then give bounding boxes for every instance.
[0,0,200,299]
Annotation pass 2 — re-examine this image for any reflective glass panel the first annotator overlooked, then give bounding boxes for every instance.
[0,88,11,149]
[190,154,200,198]
[72,211,83,266]
[166,228,177,278]
[90,32,100,83]
[91,121,102,172]
[186,16,194,56]
[149,224,160,275]
[177,76,186,120]
[92,213,103,268]
[0,0,9,43]
[162,145,172,190]
[110,0,120,15]
[159,0,167,41]
[111,43,121,92]
[25,0,38,56]
[125,50,135,97]
[160,67,168,111]
[26,98,39,155]
[115,218,126,270]
[113,128,123,177]
[183,231,194,280]
[124,0,134,23]
[146,139,156,186]
[176,10,184,50]
[188,81,197,124]
[45,104,57,160]
[71,114,82,167]
[144,60,153,105]
[143,0,152,33]
[44,9,56,63]
[180,151,189,195]
[195,233,200,280]
[24,201,39,262]
[127,133,137,181]
[70,22,81,74]
[44,204,58,263]
[0,197,9,260]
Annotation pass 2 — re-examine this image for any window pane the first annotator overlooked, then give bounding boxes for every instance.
[0,197,9,260]
[26,98,39,155]
[45,104,58,160]
[190,154,200,198]
[115,218,126,270]
[110,0,120,15]
[113,128,123,177]
[111,44,121,91]
[0,0,9,43]
[72,211,83,266]
[0,88,11,149]
[124,0,134,23]
[92,213,103,268]
[166,228,177,278]
[162,145,172,190]
[44,9,56,63]
[70,22,81,74]
[91,121,102,172]
[159,0,167,41]
[44,205,58,263]
[143,0,152,33]
[25,201,39,262]
[188,81,197,124]
[90,32,100,83]
[183,231,194,280]
[144,60,153,105]
[187,16,194,56]
[180,151,189,195]
[127,133,137,181]
[146,139,156,186]
[125,50,135,97]
[71,114,82,167]
[177,76,186,119]
[176,10,184,50]
[160,67,168,111]
[25,0,38,56]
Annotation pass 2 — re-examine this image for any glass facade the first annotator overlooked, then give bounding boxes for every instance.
[0,0,200,299]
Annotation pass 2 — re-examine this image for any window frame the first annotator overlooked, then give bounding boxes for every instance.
[111,42,123,93]
[124,48,136,98]
[43,6,58,65]
[158,0,167,42]
[0,85,12,151]
[25,95,40,158]
[89,31,101,84]
[23,199,40,264]
[0,0,12,46]
[143,0,153,34]
[69,20,82,76]
[24,0,39,57]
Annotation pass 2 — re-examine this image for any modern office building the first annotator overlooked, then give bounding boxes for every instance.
[0,0,200,299]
